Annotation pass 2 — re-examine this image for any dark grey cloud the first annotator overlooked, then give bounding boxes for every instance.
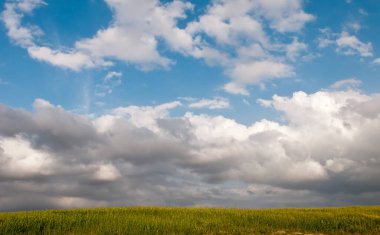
[1,90,380,211]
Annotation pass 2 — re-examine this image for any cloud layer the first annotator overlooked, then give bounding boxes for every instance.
[1,89,380,211]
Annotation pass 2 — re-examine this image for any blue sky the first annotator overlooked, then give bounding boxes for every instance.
[0,0,380,210]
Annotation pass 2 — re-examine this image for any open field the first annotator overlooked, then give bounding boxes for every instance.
[0,206,379,234]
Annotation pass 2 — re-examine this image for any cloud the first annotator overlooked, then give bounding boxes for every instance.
[189,0,314,37]
[27,46,97,71]
[344,22,361,33]
[285,38,308,61]
[318,29,373,58]
[329,78,362,90]
[373,58,380,64]
[255,0,315,32]
[1,0,314,94]
[1,88,380,210]
[188,97,230,110]
[95,71,123,97]
[64,0,195,70]
[0,0,99,70]
[103,71,122,82]
[1,0,194,70]
[111,101,182,132]
[186,0,313,95]
[0,136,55,178]
[187,2,267,46]
[0,0,45,47]
[224,61,294,95]
[336,32,373,57]
[358,8,368,16]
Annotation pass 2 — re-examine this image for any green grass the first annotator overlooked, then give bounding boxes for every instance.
[0,206,379,234]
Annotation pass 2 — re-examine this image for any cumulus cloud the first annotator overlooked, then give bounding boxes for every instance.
[186,1,267,46]
[254,0,315,32]
[1,0,194,70]
[1,0,314,94]
[1,88,380,210]
[188,0,314,39]
[112,101,182,132]
[224,61,294,95]
[187,0,313,94]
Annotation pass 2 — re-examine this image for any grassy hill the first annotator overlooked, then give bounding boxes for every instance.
[0,206,379,234]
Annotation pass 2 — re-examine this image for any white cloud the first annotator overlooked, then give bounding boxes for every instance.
[256,0,315,32]
[1,0,194,70]
[1,0,314,93]
[285,38,307,61]
[75,0,194,70]
[93,163,121,181]
[0,0,44,47]
[187,7,267,46]
[0,136,54,178]
[224,61,294,95]
[318,29,373,58]
[236,43,268,61]
[317,28,335,48]
[223,82,251,96]
[104,71,122,82]
[373,58,380,64]
[1,0,99,70]
[188,97,230,110]
[27,46,97,71]
[186,0,313,95]
[113,101,182,132]
[344,22,361,33]
[75,27,172,70]
[196,0,314,34]
[16,0,46,13]
[336,32,373,57]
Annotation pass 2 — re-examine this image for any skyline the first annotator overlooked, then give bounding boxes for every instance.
[1,0,380,211]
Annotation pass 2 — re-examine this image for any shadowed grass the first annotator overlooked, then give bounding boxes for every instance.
[0,206,379,234]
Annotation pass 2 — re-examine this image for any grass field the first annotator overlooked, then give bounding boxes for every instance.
[0,206,379,234]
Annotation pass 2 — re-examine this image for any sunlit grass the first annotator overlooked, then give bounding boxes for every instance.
[0,206,379,234]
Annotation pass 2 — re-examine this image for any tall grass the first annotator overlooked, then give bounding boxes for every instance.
[0,206,379,234]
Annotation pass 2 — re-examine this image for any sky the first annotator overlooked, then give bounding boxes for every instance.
[0,0,380,211]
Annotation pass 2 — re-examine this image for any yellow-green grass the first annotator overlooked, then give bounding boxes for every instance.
[0,206,379,234]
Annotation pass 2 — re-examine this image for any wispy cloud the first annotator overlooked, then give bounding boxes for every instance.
[318,28,373,58]
[188,97,230,110]
[330,78,362,90]
[95,71,123,97]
